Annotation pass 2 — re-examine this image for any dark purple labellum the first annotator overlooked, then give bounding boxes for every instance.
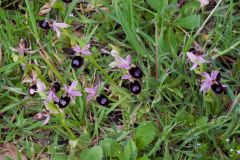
[58,96,70,108]
[129,80,141,95]
[71,56,84,69]
[108,110,123,125]
[29,84,37,96]
[96,94,109,106]
[216,72,221,82]
[52,82,60,93]
[63,48,75,55]
[211,84,224,94]
[62,0,72,3]
[38,20,51,30]
[129,66,143,79]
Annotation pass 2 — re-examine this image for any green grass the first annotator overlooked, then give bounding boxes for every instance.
[0,0,240,159]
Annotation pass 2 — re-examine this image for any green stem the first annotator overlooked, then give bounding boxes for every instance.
[212,40,240,59]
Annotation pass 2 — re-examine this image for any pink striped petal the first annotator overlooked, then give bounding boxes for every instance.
[73,45,81,53]
[70,81,78,89]
[190,63,198,70]
[122,74,132,80]
[210,71,219,80]
[126,55,131,64]
[201,72,211,80]
[69,90,82,97]
[37,80,47,92]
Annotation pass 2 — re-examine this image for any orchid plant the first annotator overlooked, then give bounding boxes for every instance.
[85,85,98,102]
[10,38,36,56]
[200,71,225,92]
[51,21,70,38]
[72,44,92,56]
[186,52,209,70]
[101,49,131,69]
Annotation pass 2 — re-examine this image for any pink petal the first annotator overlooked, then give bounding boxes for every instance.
[32,71,37,82]
[122,74,132,80]
[22,78,33,83]
[53,22,69,28]
[126,55,131,64]
[100,49,110,54]
[73,45,81,53]
[190,63,198,70]
[210,71,219,80]
[70,81,78,88]
[42,113,50,125]
[116,57,130,69]
[47,91,59,102]
[187,52,198,62]
[200,81,211,92]
[201,72,211,80]
[85,88,95,94]
[69,90,82,97]
[81,50,91,56]
[29,88,36,95]
[37,80,47,92]
[82,44,90,50]
[54,27,61,38]
[64,85,69,92]
[87,94,95,102]
[110,50,119,57]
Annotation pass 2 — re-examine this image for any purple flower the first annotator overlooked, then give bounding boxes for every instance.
[52,21,69,39]
[36,80,47,92]
[85,86,98,102]
[187,52,209,70]
[72,44,92,56]
[101,49,131,69]
[122,74,132,80]
[200,71,219,92]
[22,71,37,84]
[33,110,50,125]
[47,90,59,103]
[10,38,35,55]
[64,81,82,100]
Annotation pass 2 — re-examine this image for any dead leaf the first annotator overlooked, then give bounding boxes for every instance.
[0,143,27,160]
[38,3,51,16]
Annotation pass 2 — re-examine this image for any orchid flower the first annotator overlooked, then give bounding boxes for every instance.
[200,71,219,92]
[33,110,50,125]
[72,44,92,56]
[64,81,82,101]
[10,38,35,55]
[101,49,131,69]
[186,52,209,70]
[22,71,37,84]
[52,21,70,38]
[85,85,98,102]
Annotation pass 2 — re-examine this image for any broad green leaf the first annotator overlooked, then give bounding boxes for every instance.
[124,140,138,160]
[80,146,103,160]
[100,138,122,157]
[135,121,156,149]
[177,15,201,30]
[146,0,167,13]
